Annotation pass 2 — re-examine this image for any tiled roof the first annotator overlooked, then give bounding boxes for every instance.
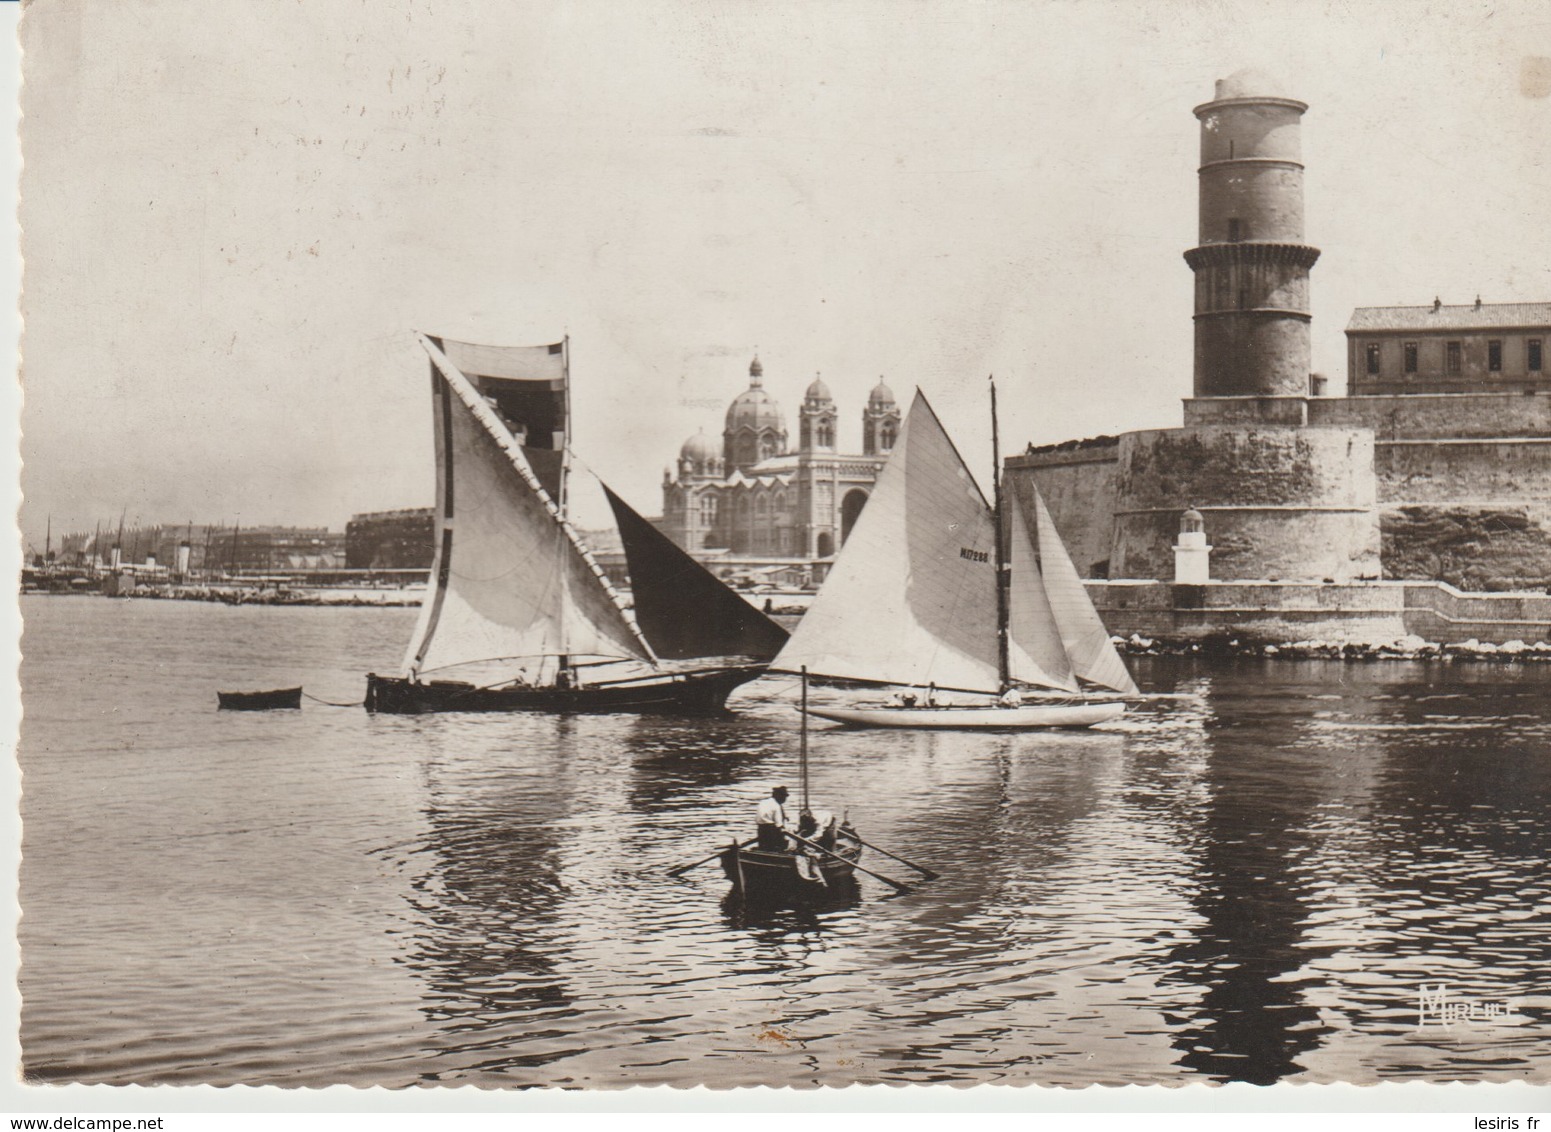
[1347,302,1551,332]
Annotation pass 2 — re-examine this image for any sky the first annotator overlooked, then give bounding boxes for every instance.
[17,0,1551,549]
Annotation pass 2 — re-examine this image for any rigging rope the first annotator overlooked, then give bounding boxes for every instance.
[302,691,365,707]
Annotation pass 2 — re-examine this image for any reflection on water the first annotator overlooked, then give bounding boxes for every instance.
[17,598,1551,1087]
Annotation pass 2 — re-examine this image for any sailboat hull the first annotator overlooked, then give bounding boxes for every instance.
[804,701,1125,730]
[363,665,765,715]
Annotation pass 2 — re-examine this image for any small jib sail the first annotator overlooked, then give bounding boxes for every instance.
[771,389,1134,697]
[1015,476,1139,695]
[402,333,655,680]
[602,484,790,661]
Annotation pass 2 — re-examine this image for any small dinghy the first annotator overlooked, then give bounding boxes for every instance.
[669,668,932,906]
[720,814,864,903]
[217,687,303,711]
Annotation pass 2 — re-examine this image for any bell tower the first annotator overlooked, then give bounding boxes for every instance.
[1184,70,1320,399]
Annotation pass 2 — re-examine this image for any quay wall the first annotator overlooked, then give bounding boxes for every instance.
[1086,579,1551,646]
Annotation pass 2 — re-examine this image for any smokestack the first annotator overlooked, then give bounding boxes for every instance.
[176,542,192,575]
[110,545,122,570]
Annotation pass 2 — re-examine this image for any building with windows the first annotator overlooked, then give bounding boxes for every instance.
[660,357,900,565]
[346,508,436,569]
[1347,300,1549,395]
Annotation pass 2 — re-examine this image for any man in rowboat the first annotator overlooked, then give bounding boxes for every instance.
[755,786,791,850]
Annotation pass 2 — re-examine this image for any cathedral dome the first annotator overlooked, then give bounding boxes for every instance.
[725,356,785,434]
[868,378,897,407]
[680,429,718,463]
[805,375,833,403]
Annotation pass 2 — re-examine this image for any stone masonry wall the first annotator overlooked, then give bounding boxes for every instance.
[1005,440,1120,578]
[1111,425,1380,582]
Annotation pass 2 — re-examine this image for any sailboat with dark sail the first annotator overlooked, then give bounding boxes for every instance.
[770,384,1136,729]
[364,333,782,715]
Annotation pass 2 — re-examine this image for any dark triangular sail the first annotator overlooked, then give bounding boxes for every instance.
[603,484,790,661]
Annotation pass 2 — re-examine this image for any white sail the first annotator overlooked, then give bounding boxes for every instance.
[1006,489,1079,692]
[772,391,1003,694]
[401,334,653,678]
[1032,485,1139,695]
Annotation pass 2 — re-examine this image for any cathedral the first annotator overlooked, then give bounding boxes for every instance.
[660,357,901,562]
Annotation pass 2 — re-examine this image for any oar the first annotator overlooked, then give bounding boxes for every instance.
[785,830,912,894]
[854,836,939,881]
[667,837,755,877]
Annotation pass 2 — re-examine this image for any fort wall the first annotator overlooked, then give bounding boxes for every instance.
[1109,425,1380,582]
[1086,579,1551,646]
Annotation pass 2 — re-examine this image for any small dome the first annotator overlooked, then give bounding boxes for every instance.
[1215,68,1286,101]
[748,355,763,382]
[680,429,718,462]
[868,377,897,406]
[1180,507,1205,532]
[805,374,832,402]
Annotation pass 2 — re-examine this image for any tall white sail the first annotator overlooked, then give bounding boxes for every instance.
[1032,485,1139,695]
[401,334,653,678]
[1006,491,1079,692]
[772,391,1003,694]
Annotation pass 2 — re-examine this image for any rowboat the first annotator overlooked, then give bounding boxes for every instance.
[719,818,863,903]
[217,687,303,711]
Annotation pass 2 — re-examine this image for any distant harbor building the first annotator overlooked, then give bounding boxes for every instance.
[346,508,435,569]
[1347,300,1550,395]
[661,357,900,559]
[55,523,344,572]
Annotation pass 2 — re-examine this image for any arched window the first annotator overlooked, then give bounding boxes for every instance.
[881,421,897,450]
[816,532,835,558]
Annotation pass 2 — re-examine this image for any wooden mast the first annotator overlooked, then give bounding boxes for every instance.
[799,665,811,815]
[990,376,1011,694]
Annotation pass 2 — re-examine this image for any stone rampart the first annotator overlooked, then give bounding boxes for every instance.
[1006,441,1120,577]
[1311,391,1551,439]
[1111,425,1380,581]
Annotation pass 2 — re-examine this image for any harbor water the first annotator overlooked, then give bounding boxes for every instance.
[17,596,1551,1087]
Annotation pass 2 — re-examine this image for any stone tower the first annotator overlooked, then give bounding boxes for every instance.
[798,374,837,451]
[862,378,901,456]
[1184,70,1321,399]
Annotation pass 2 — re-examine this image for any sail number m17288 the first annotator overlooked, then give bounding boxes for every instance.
[960,547,990,563]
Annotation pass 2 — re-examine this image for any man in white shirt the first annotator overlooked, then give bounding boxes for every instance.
[755,785,791,850]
